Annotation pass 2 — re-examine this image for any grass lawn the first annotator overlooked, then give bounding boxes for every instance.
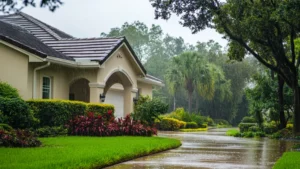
[273,152,300,169]
[179,128,208,132]
[0,136,181,169]
[226,129,240,136]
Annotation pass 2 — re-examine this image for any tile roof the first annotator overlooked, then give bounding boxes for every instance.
[0,20,73,60]
[0,12,147,74]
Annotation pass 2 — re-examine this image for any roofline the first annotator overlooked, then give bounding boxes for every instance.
[0,35,47,58]
[138,77,165,87]
[98,37,147,75]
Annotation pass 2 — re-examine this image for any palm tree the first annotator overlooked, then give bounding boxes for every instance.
[166,52,217,112]
[165,67,182,111]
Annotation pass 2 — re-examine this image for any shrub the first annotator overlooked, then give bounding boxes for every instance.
[241,116,256,123]
[226,129,241,137]
[0,97,38,129]
[27,100,114,128]
[263,121,278,134]
[242,131,254,138]
[0,129,41,147]
[271,129,292,139]
[0,82,20,98]
[238,123,257,133]
[286,123,293,130]
[86,103,115,116]
[35,126,67,137]
[132,96,168,126]
[67,111,157,136]
[214,119,230,126]
[198,123,208,128]
[254,131,266,137]
[185,122,198,129]
[0,123,13,131]
[159,118,186,131]
[249,126,260,132]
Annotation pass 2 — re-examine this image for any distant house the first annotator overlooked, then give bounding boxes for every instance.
[0,12,163,118]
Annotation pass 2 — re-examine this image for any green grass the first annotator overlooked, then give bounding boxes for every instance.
[273,152,300,169]
[226,129,241,136]
[179,127,208,132]
[0,136,181,169]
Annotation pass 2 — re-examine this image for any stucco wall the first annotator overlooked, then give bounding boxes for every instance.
[0,43,29,99]
[137,82,153,98]
[36,65,98,100]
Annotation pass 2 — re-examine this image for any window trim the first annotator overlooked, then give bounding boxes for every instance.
[42,76,52,99]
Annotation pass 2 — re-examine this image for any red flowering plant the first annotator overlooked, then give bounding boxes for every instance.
[0,129,41,147]
[66,111,157,137]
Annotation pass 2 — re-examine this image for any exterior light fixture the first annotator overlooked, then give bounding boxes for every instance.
[100,94,105,102]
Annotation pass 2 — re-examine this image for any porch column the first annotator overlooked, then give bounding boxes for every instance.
[89,83,104,103]
[124,86,135,116]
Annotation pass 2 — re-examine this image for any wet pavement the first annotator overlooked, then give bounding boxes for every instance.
[107,128,298,169]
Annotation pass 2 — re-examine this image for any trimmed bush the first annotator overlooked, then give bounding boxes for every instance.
[249,125,260,132]
[160,118,186,131]
[86,103,115,116]
[0,97,38,129]
[185,122,198,129]
[27,99,87,127]
[238,123,257,132]
[27,100,114,128]
[214,119,230,125]
[35,126,67,137]
[286,123,293,130]
[198,123,208,128]
[263,122,278,134]
[241,116,256,123]
[0,82,20,98]
[0,129,41,147]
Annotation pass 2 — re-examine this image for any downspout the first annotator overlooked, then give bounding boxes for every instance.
[33,62,51,99]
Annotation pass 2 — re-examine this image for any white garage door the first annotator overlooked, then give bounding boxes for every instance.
[105,89,124,119]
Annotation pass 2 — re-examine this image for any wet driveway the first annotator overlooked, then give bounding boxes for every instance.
[107,128,298,169]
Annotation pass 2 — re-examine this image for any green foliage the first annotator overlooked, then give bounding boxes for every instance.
[35,126,67,137]
[248,126,260,132]
[180,128,208,132]
[238,123,257,133]
[0,136,181,169]
[185,122,198,129]
[0,123,13,131]
[214,119,230,126]
[0,0,62,13]
[27,99,114,128]
[0,97,38,129]
[263,121,279,134]
[133,96,168,126]
[270,129,293,139]
[0,82,20,98]
[226,129,241,137]
[86,103,115,116]
[159,118,186,131]
[241,116,256,123]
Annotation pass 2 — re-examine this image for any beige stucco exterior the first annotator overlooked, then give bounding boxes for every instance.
[0,42,162,117]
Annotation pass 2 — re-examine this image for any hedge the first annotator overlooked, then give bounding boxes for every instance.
[0,97,37,129]
[185,122,198,129]
[160,118,186,131]
[86,103,115,116]
[0,82,20,99]
[27,100,114,127]
[238,123,257,133]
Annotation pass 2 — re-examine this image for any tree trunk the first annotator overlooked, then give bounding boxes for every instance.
[195,97,199,113]
[173,96,176,111]
[293,86,300,135]
[278,75,286,129]
[188,91,192,113]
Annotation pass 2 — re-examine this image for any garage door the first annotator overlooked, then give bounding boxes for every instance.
[105,89,124,119]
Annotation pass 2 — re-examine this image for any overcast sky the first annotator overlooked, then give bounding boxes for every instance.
[23,0,228,48]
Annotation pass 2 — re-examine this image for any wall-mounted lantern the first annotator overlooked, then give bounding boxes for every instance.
[100,94,106,102]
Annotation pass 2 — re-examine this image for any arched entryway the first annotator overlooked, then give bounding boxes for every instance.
[103,70,134,118]
[69,78,90,102]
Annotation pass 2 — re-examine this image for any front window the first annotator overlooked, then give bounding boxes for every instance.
[42,76,52,99]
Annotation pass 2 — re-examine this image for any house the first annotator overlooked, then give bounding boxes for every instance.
[0,12,163,118]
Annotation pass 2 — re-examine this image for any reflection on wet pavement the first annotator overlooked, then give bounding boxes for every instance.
[106,128,298,169]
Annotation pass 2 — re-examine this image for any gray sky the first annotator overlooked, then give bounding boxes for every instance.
[23,0,228,47]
